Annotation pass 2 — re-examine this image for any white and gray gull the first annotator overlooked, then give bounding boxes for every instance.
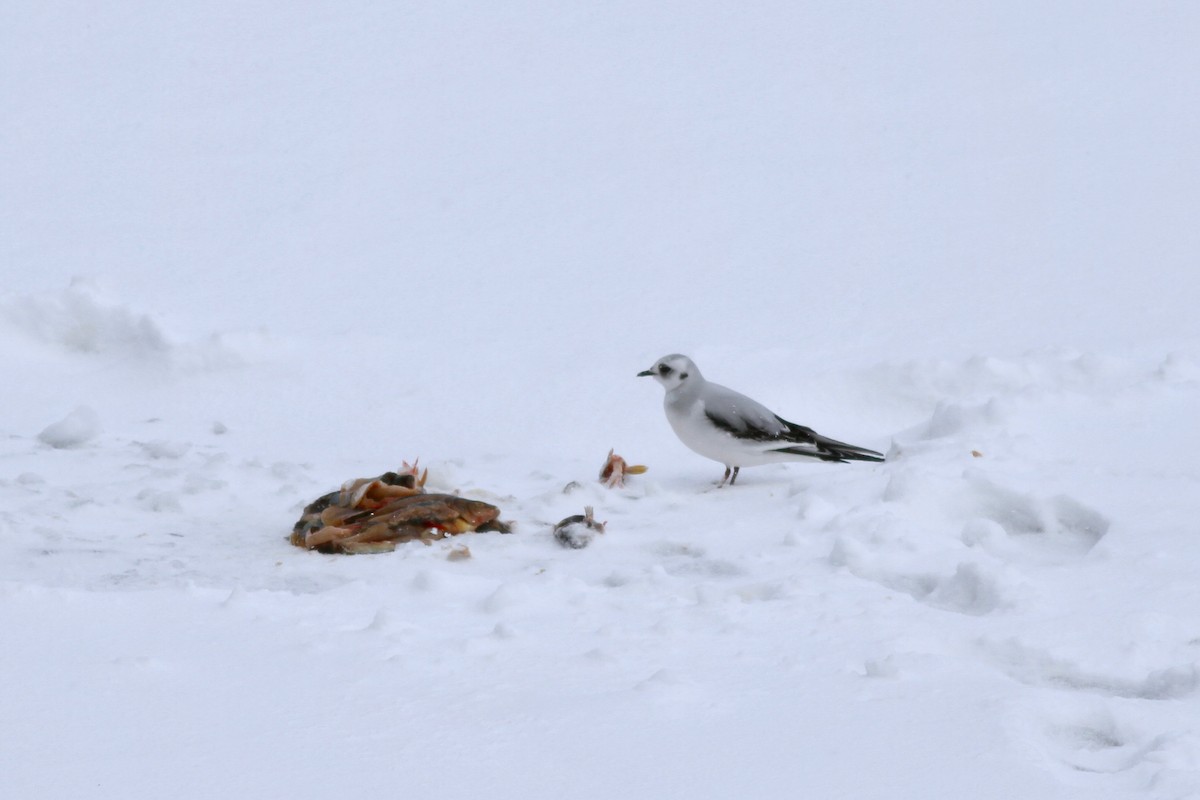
[638,354,885,486]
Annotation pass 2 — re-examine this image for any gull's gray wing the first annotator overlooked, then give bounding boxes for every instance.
[702,382,886,463]
[699,383,790,442]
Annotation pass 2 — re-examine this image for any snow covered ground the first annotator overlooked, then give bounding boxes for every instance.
[4,3,1200,798]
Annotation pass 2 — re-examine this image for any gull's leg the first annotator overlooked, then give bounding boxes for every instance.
[729,466,740,486]
[718,466,732,487]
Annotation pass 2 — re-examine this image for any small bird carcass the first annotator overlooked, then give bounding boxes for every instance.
[553,506,606,549]
[291,464,511,554]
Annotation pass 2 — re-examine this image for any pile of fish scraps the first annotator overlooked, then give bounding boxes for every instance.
[291,463,510,554]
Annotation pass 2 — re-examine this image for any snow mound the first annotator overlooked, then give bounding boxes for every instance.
[1,279,169,358]
[866,350,1192,412]
[0,280,261,372]
[37,406,101,449]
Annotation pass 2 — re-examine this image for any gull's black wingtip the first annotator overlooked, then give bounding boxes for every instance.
[777,418,887,463]
[773,445,885,463]
[827,443,886,463]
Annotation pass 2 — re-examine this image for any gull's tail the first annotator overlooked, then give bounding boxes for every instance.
[773,420,886,463]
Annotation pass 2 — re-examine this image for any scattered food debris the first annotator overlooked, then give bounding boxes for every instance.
[971,450,984,458]
[599,449,647,488]
[290,462,511,554]
[553,506,606,549]
[447,545,472,562]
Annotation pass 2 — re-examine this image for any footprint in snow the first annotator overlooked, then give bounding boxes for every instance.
[962,474,1109,562]
[982,639,1200,700]
[828,544,1009,617]
[1037,704,1168,775]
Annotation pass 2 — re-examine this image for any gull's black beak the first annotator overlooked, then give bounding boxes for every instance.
[637,369,654,377]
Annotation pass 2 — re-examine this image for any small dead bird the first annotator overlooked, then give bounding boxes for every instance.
[553,506,606,549]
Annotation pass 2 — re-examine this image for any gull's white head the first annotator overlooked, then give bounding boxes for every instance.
[637,353,701,392]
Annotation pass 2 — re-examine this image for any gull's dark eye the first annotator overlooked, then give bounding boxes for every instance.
[658,363,671,376]
[680,372,688,379]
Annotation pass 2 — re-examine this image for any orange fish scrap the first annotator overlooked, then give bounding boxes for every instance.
[599,449,648,488]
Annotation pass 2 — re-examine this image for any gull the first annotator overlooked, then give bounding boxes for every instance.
[638,353,885,486]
